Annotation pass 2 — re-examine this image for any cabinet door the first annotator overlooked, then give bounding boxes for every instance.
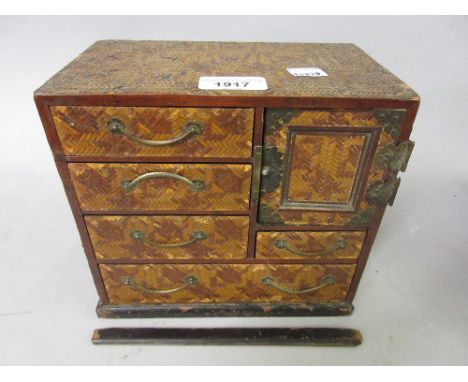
[258,109,407,227]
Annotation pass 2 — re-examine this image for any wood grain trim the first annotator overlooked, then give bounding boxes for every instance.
[253,225,368,232]
[246,107,265,259]
[346,207,384,301]
[399,102,420,143]
[96,258,358,265]
[36,94,419,110]
[82,210,250,216]
[64,155,253,164]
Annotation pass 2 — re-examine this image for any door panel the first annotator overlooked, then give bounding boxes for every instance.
[258,109,406,227]
[282,129,375,211]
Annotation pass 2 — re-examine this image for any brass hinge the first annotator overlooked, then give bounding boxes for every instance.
[264,109,299,135]
[373,109,407,139]
[258,203,285,225]
[377,140,415,173]
[260,145,284,194]
[346,207,376,229]
[366,177,401,206]
[250,146,263,207]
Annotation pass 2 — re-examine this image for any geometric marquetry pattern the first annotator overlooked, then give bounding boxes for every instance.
[255,231,366,260]
[51,106,254,158]
[68,163,251,212]
[86,215,249,260]
[37,41,418,101]
[36,40,419,315]
[260,109,400,226]
[100,264,356,304]
[286,133,367,204]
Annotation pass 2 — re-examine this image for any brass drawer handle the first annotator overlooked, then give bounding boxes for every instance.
[121,275,198,294]
[261,274,336,294]
[130,229,207,248]
[121,171,205,192]
[107,118,203,146]
[274,236,347,257]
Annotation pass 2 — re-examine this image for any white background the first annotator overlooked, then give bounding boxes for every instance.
[0,16,467,365]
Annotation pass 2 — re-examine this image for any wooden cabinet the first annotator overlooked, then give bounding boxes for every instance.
[35,40,419,320]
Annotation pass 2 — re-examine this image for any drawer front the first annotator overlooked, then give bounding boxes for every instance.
[86,216,249,260]
[51,106,254,158]
[68,163,251,212]
[100,264,355,304]
[256,231,366,260]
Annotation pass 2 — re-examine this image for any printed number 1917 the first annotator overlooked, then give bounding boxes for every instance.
[215,82,249,88]
[198,76,267,90]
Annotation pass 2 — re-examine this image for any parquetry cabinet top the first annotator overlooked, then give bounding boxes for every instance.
[35,40,419,100]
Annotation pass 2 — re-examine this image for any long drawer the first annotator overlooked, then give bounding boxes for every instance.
[100,264,356,304]
[68,163,252,212]
[256,231,366,260]
[86,215,250,260]
[51,106,254,158]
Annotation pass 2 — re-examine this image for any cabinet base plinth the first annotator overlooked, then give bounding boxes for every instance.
[96,301,354,318]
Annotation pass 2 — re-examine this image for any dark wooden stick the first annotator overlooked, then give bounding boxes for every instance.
[92,327,362,346]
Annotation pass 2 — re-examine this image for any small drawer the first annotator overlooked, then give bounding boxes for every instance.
[51,106,254,158]
[255,231,366,260]
[68,163,251,212]
[100,264,356,305]
[86,215,249,261]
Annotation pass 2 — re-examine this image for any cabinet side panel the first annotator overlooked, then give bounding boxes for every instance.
[35,96,109,304]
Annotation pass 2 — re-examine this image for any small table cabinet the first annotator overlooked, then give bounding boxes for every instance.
[35,41,419,323]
